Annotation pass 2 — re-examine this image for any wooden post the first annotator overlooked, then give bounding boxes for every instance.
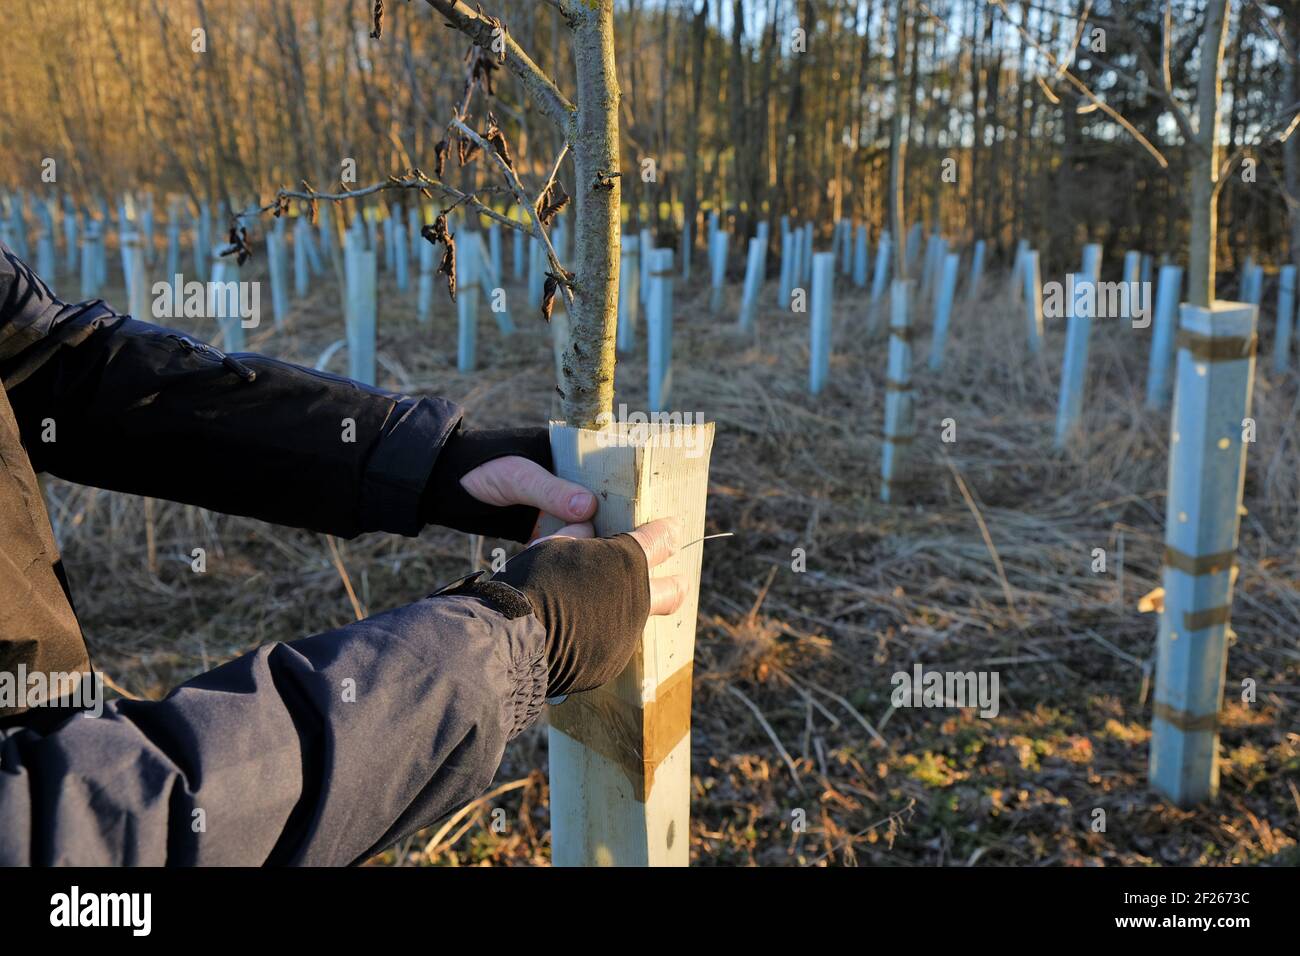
[852,225,869,288]
[967,238,986,302]
[928,252,959,371]
[344,232,376,385]
[617,235,640,354]
[647,248,674,412]
[708,229,729,313]
[1054,272,1094,448]
[417,230,436,325]
[1024,250,1044,354]
[266,224,289,330]
[1149,300,1257,807]
[1145,265,1185,409]
[546,418,715,867]
[881,279,915,503]
[809,252,834,394]
[739,235,765,332]
[457,231,481,372]
[1273,264,1295,375]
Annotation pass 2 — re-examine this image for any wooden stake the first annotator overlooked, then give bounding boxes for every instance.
[546,419,715,867]
[1149,300,1257,807]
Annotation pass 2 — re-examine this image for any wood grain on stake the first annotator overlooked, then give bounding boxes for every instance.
[546,420,714,867]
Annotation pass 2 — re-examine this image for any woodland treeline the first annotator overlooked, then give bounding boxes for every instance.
[1,0,1296,277]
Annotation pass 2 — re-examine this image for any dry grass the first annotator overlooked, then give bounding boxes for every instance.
[47,253,1300,867]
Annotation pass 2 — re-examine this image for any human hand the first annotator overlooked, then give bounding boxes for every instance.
[422,426,596,542]
[489,517,685,697]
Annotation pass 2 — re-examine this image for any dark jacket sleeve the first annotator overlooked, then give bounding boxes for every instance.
[0,240,458,538]
[0,586,548,866]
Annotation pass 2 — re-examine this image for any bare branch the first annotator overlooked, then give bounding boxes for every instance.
[1110,1,1199,149]
[989,0,1169,168]
[230,174,524,237]
[452,118,575,303]
[422,0,577,142]
[1213,100,1300,199]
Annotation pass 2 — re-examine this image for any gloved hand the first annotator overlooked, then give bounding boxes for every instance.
[485,519,684,697]
[421,425,596,542]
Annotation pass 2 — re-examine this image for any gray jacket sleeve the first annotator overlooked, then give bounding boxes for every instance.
[0,587,548,866]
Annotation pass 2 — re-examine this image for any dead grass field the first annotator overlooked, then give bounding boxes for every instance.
[47,253,1300,866]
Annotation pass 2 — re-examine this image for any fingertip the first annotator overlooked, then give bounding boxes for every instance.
[567,489,596,520]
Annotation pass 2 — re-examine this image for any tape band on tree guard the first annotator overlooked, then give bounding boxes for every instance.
[1152,700,1220,733]
[548,663,693,802]
[1163,545,1237,576]
[884,378,913,392]
[1174,329,1257,361]
[890,326,914,342]
[882,433,914,445]
[1182,604,1232,631]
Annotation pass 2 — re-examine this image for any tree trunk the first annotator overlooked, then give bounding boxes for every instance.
[564,0,623,428]
[1187,0,1230,308]
[889,0,908,278]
